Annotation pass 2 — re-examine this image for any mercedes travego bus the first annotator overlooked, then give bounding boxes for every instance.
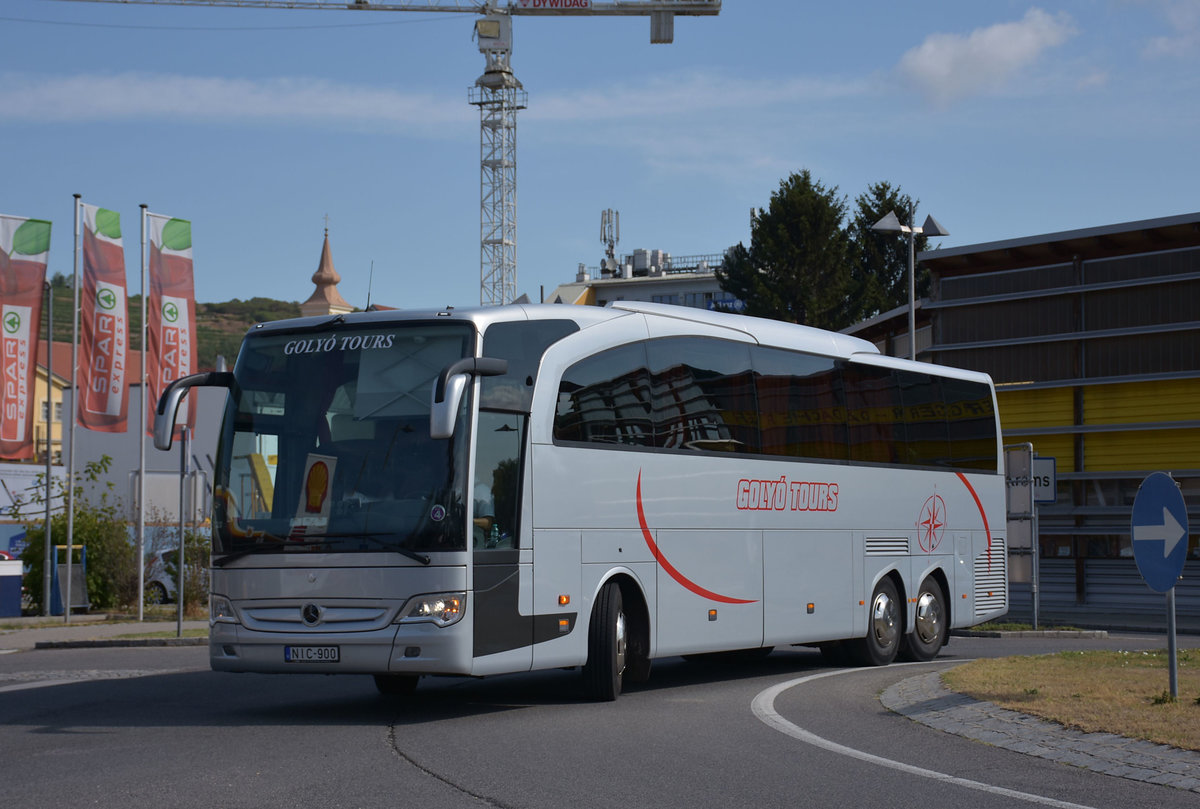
[155,301,1007,701]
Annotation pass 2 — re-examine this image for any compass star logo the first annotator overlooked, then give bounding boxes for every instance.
[917,494,946,553]
[2,311,20,334]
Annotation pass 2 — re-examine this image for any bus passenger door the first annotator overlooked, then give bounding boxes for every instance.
[470,410,534,675]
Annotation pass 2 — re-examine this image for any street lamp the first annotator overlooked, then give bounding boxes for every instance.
[872,206,949,361]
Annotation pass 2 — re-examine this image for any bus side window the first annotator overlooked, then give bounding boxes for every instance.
[646,337,759,453]
[554,344,652,447]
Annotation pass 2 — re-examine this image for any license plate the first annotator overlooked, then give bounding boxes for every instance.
[284,645,340,663]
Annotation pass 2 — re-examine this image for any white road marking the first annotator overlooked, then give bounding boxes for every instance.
[751,666,1099,809]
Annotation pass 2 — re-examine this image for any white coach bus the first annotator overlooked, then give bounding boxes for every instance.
[156,302,1007,701]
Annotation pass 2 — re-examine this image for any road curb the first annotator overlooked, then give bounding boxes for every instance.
[883,670,1200,793]
[952,629,1109,639]
[34,638,208,650]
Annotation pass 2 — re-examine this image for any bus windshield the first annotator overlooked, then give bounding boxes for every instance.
[212,321,474,559]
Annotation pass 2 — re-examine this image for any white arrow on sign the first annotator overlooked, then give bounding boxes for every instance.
[1133,506,1186,557]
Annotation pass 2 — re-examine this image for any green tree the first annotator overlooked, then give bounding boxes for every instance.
[716,170,851,329]
[844,181,931,324]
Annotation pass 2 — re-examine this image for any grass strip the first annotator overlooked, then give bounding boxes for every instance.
[944,649,1200,751]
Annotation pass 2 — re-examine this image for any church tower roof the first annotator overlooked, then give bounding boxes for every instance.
[300,229,353,318]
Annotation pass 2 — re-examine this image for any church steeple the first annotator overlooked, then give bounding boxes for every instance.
[299,228,353,318]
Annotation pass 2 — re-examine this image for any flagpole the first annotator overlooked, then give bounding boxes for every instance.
[66,195,81,624]
[138,205,148,621]
[42,281,53,617]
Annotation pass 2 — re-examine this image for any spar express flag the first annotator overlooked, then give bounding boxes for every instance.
[0,215,51,459]
[79,204,130,433]
[147,214,196,437]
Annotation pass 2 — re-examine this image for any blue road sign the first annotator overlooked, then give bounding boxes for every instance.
[1131,472,1189,593]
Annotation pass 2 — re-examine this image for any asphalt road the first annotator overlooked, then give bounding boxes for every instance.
[1,633,1197,808]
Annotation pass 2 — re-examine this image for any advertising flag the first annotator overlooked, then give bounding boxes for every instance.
[0,215,51,459]
[147,214,196,437]
[79,204,130,433]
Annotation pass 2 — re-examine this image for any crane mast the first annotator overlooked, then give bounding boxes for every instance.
[47,0,722,305]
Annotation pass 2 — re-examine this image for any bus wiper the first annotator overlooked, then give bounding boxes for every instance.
[213,537,326,567]
[334,532,431,565]
[215,534,432,566]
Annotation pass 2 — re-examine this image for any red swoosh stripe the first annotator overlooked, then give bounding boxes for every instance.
[636,471,757,605]
[955,471,994,569]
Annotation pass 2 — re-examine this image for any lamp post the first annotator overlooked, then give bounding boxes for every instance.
[871,205,949,361]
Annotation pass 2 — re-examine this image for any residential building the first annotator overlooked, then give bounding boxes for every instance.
[547,250,742,312]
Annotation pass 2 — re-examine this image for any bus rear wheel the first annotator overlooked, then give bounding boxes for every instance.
[849,578,901,666]
[899,578,947,662]
[582,582,626,701]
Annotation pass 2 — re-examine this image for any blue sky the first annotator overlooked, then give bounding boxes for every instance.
[3,1,1198,310]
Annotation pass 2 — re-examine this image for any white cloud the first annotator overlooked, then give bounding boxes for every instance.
[897,8,1077,106]
[0,72,471,131]
[1142,0,1200,58]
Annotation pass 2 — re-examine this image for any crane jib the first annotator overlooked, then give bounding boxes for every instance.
[59,0,721,15]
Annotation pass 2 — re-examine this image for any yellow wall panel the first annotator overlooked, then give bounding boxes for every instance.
[1085,428,1200,471]
[996,387,1073,430]
[1001,432,1075,473]
[1085,379,1200,425]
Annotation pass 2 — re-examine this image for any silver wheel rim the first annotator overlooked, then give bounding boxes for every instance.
[870,590,899,650]
[914,590,942,645]
[615,610,627,676]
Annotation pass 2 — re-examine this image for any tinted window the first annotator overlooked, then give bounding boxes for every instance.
[753,347,846,461]
[646,338,758,453]
[897,370,951,467]
[555,343,653,446]
[481,319,579,410]
[942,378,998,470]
[553,340,997,473]
[843,363,902,464]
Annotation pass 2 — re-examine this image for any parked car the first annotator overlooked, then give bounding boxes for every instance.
[144,550,177,605]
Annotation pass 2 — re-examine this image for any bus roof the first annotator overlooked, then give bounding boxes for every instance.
[245,301,880,360]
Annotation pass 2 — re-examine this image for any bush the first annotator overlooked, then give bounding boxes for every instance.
[15,456,138,612]
[155,526,211,617]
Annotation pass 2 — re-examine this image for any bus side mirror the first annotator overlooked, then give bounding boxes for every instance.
[430,357,509,439]
[155,371,234,451]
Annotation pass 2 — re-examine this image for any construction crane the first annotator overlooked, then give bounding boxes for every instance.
[53,0,722,306]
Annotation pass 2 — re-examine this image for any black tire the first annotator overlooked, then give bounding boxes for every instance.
[582,582,625,701]
[373,674,419,696]
[145,582,169,606]
[848,577,902,666]
[899,578,948,662]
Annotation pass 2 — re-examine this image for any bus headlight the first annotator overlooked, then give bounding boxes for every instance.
[396,593,466,627]
[210,595,239,625]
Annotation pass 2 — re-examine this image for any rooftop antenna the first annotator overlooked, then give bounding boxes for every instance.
[366,260,375,310]
[601,208,620,273]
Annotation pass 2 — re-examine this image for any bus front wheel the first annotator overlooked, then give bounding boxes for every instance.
[849,578,901,666]
[899,578,947,662]
[582,582,626,701]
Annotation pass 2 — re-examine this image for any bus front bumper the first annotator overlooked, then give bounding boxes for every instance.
[209,620,474,676]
